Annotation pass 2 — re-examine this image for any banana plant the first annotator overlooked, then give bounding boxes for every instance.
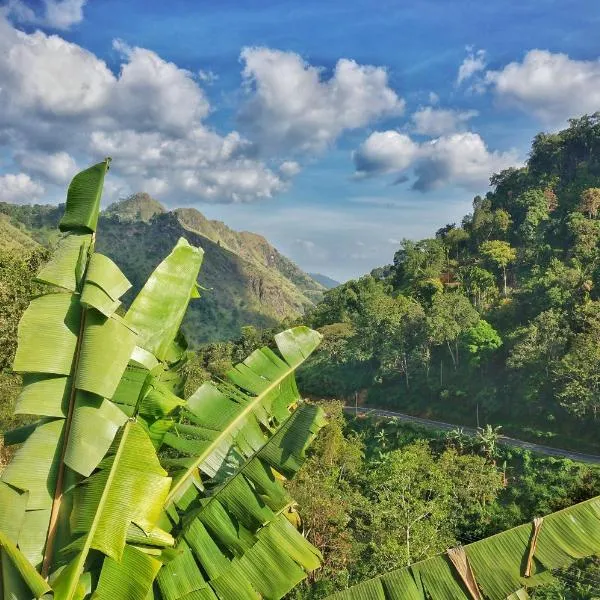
[0,160,325,599]
[326,495,600,600]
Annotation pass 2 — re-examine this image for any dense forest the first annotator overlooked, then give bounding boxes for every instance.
[3,114,600,598]
[296,113,600,453]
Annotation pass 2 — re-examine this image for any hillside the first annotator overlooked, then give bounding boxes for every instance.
[173,207,325,302]
[0,195,324,344]
[0,215,40,252]
[300,113,600,453]
[308,272,340,289]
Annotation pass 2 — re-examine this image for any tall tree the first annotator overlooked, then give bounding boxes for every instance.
[480,240,517,296]
[427,292,479,370]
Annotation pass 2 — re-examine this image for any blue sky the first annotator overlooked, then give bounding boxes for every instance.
[1,0,599,280]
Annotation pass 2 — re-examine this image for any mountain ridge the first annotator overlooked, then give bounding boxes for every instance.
[0,193,324,344]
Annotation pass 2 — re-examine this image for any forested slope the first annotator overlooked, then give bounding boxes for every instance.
[299,114,600,452]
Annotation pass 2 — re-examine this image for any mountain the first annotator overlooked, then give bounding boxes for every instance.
[173,208,324,302]
[308,272,340,289]
[0,194,325,344]
[103,192,166,222]
[299,113,600,453]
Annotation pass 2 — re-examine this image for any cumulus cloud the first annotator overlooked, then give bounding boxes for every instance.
[15,151,78,185]
[353,131,418,176]
[0,17,292,204]
[0,173,45,203]
[412,133,518,191]
[238,47,405,154]
[353,130,517,191]
[485,49,600,124]
[3,0,87,30]
[278,161,301,179]
[411,106,478,136]
[456,47,486,85]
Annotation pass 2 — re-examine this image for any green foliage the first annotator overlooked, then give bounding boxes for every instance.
[289,413,600,599]
[462,320,502,367]
[299,114,600,451]
[0,162,325,600]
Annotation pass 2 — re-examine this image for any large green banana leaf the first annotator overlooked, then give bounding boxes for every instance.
[162,326,322,510]
[157,402,325,600]
[149,328,325,600]
[326,495,600,600]
[0,159,142,578]
[0,159,325,600]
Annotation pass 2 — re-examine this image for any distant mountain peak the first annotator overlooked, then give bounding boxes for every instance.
[104,193,166,222]
[308,273,340,289]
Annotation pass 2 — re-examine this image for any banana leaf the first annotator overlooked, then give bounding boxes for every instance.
[162,326,322,511]
[0,157,326,600]
[158,398,325,600]
[124,237,203,362]
[325,496,600,600]
[51,422,173,600]
[0,159,140,579]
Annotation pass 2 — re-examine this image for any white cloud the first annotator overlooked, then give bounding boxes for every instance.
[3,0,87,30]
[112,40,210,136]
[412,106,478,136]
[15,151,78,184]
[428,91,440,105]
[44,0,86,29]
[456,47,486,85]
[485,49,600,124]
[278,161,301,179]
[0,173,45,203]
[198,69,218,84]
[353,130,518,191]
[238,47,405,154]
[0,17,292,204]
[353,131,418,176]
[413,132,518,191]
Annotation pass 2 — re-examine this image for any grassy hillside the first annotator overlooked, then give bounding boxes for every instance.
[97,211,315,342]
[0,195,322,343]
[173,207,325,301]
[0,215,40,252]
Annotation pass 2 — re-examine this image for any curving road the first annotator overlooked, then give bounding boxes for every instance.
[344,406,600,464]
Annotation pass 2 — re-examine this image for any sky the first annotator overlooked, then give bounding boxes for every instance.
[0,0,599,281]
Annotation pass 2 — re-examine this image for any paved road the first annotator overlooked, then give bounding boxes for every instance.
[344,406,600,464]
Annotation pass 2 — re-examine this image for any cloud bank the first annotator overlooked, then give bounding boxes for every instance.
[485,49,600,125]
[354,130,518,191]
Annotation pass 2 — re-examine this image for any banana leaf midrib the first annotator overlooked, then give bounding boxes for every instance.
[58,419,133,600]
[178,406,302,536]
[165,366,301,506]
[41,232,95,578]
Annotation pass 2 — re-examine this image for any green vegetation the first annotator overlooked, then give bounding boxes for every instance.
[0,193,325,345]
[286,407,600,598]
[0,161,325,599]
[4,115,600,599]
[299,114,600,453]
